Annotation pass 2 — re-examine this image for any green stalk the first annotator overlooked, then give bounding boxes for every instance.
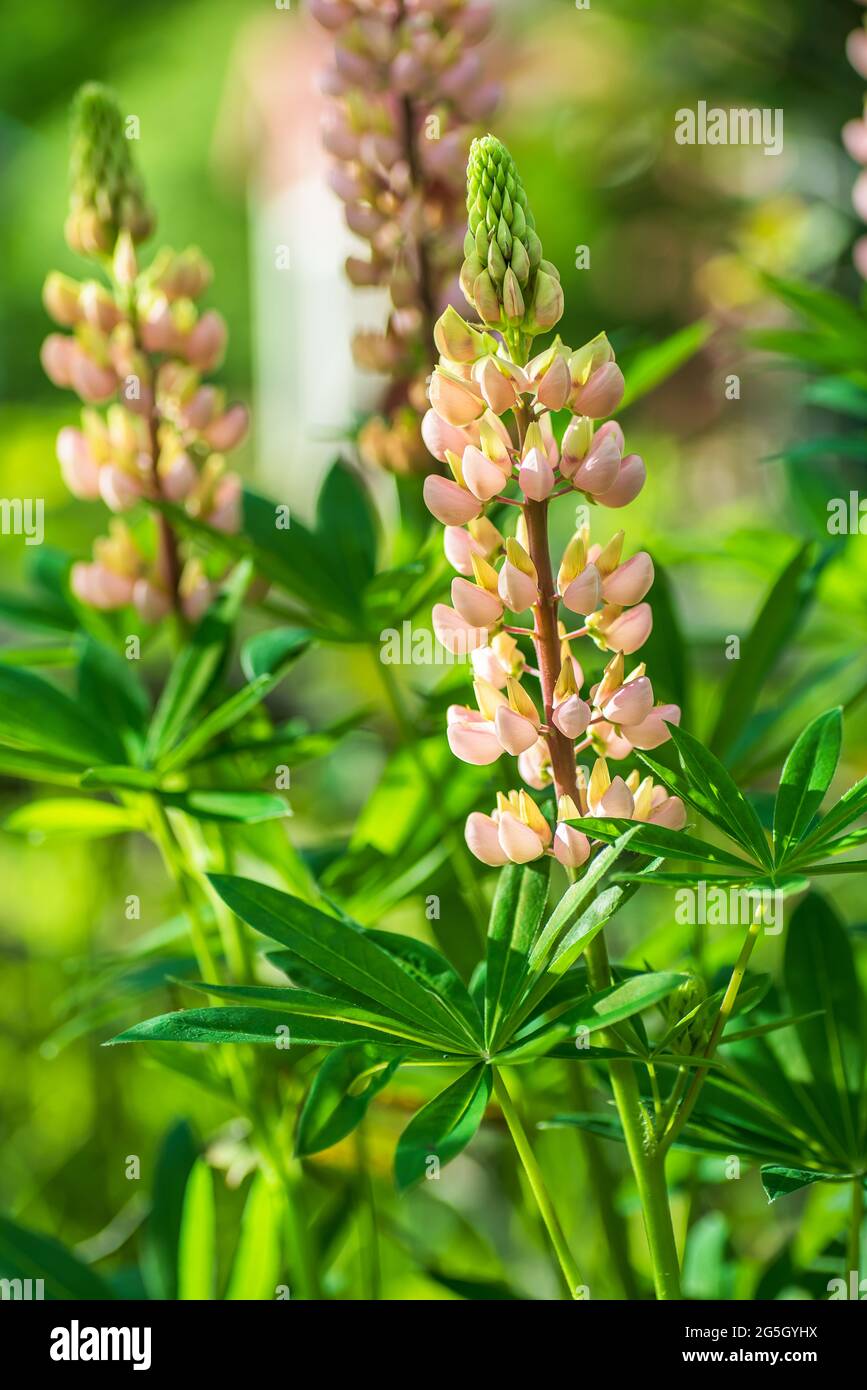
[661,909,764,1154]
[847,1175,864,1283]
[148,796,320,1299]
[566,1066,639,1298]
[493,1069,583,1299]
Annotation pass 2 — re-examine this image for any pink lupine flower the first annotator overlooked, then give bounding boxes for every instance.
[843,117,867,163]
[421,407,480,462]
[447,707,502,765]
[572,430,622,495]
[462,445,508,502]
[43,273,82,327]
[498,812,546,863]
[593,602,653,654]
[518,738,552,789]
[159,450,199,502]
[569,361,625,419]
[202,403,249,452]
[602,551,654,605]
[622,703,681,751]
[553,798,591,868]
[562,564,602,616]
[132,577,172,622]
[56,427,101,499]
[465,811,509,865]
[99,463,145,512]
[429,367,486,426]
[552,694,591,739]
[602,675,655,728]
[588,761,635,819]
[183,310,227,372]
[206,474,243,534]
[71,562,135,609]
[498,538,538,612]
[443,525,486,575]
[649,795,687,830]
[432,602,488,655]
[423,474,481,525]
[534,353,571,411]
[474,356,519,414]
[518,446,555,501]
[595,454,647,508]
[421,138,686,884]
[451,576,502,628]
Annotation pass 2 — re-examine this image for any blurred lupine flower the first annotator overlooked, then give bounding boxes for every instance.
[845,14,867,276]
[423,136,685,866]
[42,85,246,624]
[313,0,499,475]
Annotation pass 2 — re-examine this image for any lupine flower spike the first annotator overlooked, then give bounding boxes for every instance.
[426,135,686,868]
[41,84,246,624]
[313,0,499,475]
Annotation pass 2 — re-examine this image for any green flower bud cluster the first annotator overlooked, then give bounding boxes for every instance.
[66,84,154,259]
[660,975,711,1057]
[459,135,563,340]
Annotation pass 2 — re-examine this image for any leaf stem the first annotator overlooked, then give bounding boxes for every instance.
[493,1068,583,1299]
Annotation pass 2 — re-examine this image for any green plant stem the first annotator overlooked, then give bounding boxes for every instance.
[848,1176,864,1282]
[566,1066,639,1299]
[373,649,488,943]
[584,935,682,1300]
[147,795,320,1298]
[662,910,763,1154]
[493,1068,583,1299]
[355,1121,382,1300]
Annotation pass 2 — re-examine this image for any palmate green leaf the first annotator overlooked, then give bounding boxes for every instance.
[761,1165,858,1203]
[485,859,550,1049]
[108,1001,446,1051]
[157,676,276,773]
[296,1042,404,1156]
[240,626,312,682]
[784,893,865,1154]
[666,724,773,868]
[78,637,150,763]
[773,707,842,863]
[144,561,252,763]
[177,1158,216,1300]
[496,971,687,1063]
[762,274,867,345]
[708,542,829,766]
[793,772,867,860]
[208,875,476,1050]
[225,1172,283,1301]
[568,817,756,872]
[394,1064,492,1191]
[181,980,457,1052]
[0,664,123,767]
[4,797,142,840]
[80,765,161,790]
[0,1215,115,1300]
[142,1120,199,1301]
[158,791,290,824]
[364,929,482,1045]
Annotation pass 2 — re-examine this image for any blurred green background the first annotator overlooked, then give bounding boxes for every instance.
[2,0,866,1299]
